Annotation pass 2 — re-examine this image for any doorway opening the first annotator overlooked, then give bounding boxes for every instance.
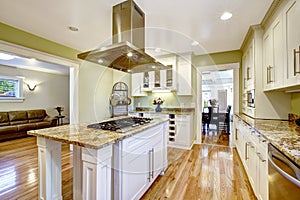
[201,69,234,146]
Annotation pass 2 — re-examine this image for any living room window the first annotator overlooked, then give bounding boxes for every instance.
[0,75,24,102]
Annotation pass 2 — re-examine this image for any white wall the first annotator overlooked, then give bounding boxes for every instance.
[0,65,70,121]
[78,62,114,123]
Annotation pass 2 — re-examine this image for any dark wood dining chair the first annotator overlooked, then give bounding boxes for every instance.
[218,105,231,134]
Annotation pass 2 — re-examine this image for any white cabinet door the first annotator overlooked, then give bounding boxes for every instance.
[263,28,273,90]
[176,56,192,95]
[131,73,147,96]
[115,123,167,200]
[151,133,164,179]
[174,114,193,148]
[155,55,177,90]
[256,143,268,200]
[121,142,151,200]
[248,141,257,193]
[283,0,300,86]
[263,15,284,90]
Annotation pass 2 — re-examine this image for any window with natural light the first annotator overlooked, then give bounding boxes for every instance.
[0,75,24,102]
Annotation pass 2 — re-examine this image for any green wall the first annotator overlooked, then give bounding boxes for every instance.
[192,50,242,66]
[0,22,79,61]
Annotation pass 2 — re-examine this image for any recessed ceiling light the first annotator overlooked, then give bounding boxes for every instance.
[127,69,132,72]
[220,12,233,20]
[97,59,104,64]
[29,58,37,61]
[0,52,15,60]
[127,52,133,57]
[152,66,156,69]
[191,41,199,46]
[68,26,79,32]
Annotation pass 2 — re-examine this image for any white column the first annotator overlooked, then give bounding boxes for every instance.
[81,145,113,200]
[37,137,62,200]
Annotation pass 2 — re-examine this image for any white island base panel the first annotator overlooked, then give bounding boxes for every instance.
[37,137,112,200]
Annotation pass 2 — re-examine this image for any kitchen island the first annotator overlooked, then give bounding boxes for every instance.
[28,116,169,200]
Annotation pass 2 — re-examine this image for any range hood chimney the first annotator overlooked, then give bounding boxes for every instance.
[77,0,169,73]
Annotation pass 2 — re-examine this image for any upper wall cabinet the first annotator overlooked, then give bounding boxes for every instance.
[263,15,284,91]
[241,26,290,119]
[243,38,255,90]
[153,55,177,91]
[283,0,300,87]
[176,54,192,96]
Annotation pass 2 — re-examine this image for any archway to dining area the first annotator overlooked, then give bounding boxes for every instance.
[196,63,239,147]
[201,69,233,146]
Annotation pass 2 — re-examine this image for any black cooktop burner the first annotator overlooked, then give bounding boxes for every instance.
[87,117,153,133]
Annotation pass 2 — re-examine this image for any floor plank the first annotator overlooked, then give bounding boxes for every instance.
[0,136,256,200]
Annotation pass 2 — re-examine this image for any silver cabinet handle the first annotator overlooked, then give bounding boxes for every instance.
[256,152,266,162]
[269,66,273,83]
[247,67,250,80]
[245,142,250,160]
[293,46,300,76]
[259,136,267,143]
[148,149,152,182]
[267,65,273,83]
[151,148,154,178]
[268,151,300,187]
[267,66,270,83]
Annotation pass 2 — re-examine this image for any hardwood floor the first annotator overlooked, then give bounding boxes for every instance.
[0,137,256,200]
[141,144,256,200]
[0,137,73,200]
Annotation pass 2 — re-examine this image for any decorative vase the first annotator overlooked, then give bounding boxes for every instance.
[155,104,162,112]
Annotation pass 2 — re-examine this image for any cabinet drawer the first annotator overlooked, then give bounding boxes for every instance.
[122,125,163,153]
[175,114,191,121]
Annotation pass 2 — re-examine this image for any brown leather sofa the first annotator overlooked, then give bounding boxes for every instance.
[0,109,57,141]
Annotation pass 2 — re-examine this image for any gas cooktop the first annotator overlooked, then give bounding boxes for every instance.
[87,117,153,133]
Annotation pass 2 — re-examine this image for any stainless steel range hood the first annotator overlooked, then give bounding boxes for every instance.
[77,0,169,73]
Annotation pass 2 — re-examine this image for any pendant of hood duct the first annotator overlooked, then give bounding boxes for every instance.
[77,0,170,73]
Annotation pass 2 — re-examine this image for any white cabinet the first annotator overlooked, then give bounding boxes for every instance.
[233,116,268,200]
[241,26,290,119]
[263,15,284,91]
[243,39,255,90]
[114,122,168,200]
[256,141,268,200]
[176,55,192,95]
[131,73,147,96]
[283,0,300,86]
[154,55,177,91]
[167,114,194,149]
[175,114,193,148]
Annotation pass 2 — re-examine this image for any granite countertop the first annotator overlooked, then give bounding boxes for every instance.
[134,107,195,114]
[27,117,169,150]
[235,113,300,166]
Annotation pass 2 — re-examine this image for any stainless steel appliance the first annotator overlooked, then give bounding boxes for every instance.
[268,144,300,199]
[77,0,170,73]
[247,89,255,108]
[87,117,153,133]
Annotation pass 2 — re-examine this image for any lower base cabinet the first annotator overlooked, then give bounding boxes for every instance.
[234,116,268,200]
[113,122,168,200]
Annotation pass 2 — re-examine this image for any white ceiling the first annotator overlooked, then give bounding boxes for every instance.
[0,0,273,56]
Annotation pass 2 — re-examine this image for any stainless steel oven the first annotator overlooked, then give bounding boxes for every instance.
[268,144,300,200]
